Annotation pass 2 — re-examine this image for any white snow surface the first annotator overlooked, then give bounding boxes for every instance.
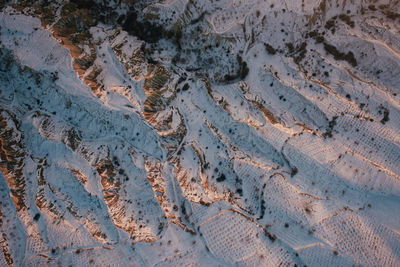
[0,1,400,266]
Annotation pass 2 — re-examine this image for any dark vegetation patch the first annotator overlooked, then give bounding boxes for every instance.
[33,213,41,221]
[264,229,277,242]
[285,43,294,54]
[306,30,325,43]
[181,202,187,217]
[325,17,337,34]
[223,55,249,82]
[182,83,189,91]
[324,13,355,31]
[238,58,250,80]
[384,11,400,20]
[328,116,338,128]
[70,0,98,10]
[323,42,357,67]
[264,43,277,55]
[293,42,307,64]
[290,167,298,177]
[216,173,226,182]
[323,115,338,138]
[338,14,355,28]
[367,4,399,20]
[122,11,164,43]
[236,188,243,196]
[259,198,266,219]
[171,28,246,83]
[378,105,390,124]
[199,200,210,206]
[12,1,248,85]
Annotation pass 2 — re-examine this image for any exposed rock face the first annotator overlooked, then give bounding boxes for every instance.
[0,0,400,266]
[0,108,26,211]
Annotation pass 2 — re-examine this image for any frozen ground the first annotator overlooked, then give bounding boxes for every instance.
[0,0,399,266]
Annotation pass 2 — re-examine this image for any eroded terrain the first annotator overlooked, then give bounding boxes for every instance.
[0,0,400,266]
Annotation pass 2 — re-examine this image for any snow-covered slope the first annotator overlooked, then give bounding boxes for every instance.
[0,0,399,266]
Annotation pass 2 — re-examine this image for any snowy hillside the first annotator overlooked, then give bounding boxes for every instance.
[0,0,399,266]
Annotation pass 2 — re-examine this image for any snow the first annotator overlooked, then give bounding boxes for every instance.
[0,1,399,266]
